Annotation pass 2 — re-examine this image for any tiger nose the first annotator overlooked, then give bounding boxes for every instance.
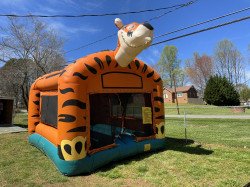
[142,22,154,30]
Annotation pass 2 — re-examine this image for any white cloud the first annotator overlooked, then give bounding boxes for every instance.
[47,21,102,37]
[37,6,59,14]
[137,46,163,66]
[61,0,77,5]
[0,33,8,38]
[151,48,161,57]
[76,27,101,33]
[0,0,29,11]
[46,0,105,11]
[81,1,104,11]
[246,70,250,79]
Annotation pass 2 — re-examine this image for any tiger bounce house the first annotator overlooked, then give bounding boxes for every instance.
[28,18,166,176]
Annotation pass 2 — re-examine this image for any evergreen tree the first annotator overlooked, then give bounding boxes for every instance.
[204,75,240,106]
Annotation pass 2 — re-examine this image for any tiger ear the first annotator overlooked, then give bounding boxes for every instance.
[114,18,123,29]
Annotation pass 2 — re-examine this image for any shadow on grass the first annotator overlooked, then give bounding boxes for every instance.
[13,124,28,129]
[166,137,213,155]
[96,137,213,174]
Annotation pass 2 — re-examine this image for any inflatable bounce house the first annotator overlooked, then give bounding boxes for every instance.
[28,18,166,176]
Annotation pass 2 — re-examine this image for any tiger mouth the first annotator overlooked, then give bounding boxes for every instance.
[121,31,147,48]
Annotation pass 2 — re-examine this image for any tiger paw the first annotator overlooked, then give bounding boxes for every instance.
[59,136,87,161]
[155,122,165,139]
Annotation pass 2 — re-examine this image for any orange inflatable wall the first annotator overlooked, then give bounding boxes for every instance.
[28,20,165,162]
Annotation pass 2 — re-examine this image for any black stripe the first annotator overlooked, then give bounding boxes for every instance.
[32,114,39,117]
[142,64,148,73]
[67,126,86,133]
[154,107,160,112]
[155,115,165,119]
[153,89,157,92]
[58,114,76,122]
[106,55,112,66]
[34,122,39,126]
[154,77,162,82]
[45,72,61,79]
[85,63,97,74]
[115,63,119,68]
[35,93,40,97]
[62,99,86,109]
[154,97,164,103]
[127,64,131,69]
[60,88,74,94]
[73,72,88,80]
[33,101,39,105]
[134,60,140,69]
[59,70,66,77]
[147,71,154,78]
[94,57,104,69]
[58,146,64,160]
[161,126,165,134]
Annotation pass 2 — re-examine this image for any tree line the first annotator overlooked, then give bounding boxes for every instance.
[156,39,250,105]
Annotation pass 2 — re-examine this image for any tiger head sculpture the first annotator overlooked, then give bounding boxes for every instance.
[114,18,154,67]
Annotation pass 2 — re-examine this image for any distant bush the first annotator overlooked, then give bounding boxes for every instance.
[204,75,240,106]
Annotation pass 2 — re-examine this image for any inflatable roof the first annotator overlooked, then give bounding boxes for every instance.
[28,18,166,175]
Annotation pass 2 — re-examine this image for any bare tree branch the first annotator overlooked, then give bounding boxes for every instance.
[0,17,65,110]
[185,53,214,96]
[214,39,245,86]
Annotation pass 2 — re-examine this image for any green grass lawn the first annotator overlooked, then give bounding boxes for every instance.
[13,112,28,128]
[165,103,250,115]
[0,115,249,186]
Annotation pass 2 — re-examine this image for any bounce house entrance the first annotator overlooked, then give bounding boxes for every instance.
[89,93,153,150]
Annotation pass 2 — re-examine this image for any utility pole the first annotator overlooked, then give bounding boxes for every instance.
[173,74,180,115]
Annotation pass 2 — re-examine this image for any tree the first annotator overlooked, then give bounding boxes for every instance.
[204,75,240,106]
[0,18,65,110]
[156,45,185,88]
[214,39,245,86]
[240,86,250,103]
[186,53,214,97]
[0,58,33,108]
[156,45,184,114]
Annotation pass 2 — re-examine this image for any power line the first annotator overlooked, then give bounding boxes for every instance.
[64,33,116,54]
[151,15,250,46]
[64,0,197,55]
[154,6,250,39]
[0,3,187,18]
[147,0,197,22]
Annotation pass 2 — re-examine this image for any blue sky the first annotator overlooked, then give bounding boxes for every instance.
[0,0,250,84]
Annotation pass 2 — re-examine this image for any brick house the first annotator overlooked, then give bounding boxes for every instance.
[163,85,202,104]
